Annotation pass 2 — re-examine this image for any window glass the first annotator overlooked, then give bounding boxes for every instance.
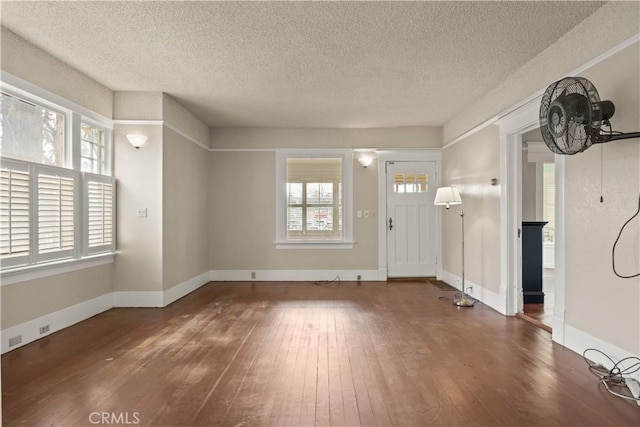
[0,92,65,167]
[394,172,428,193]
[81,123,106,174]
[286,158,342,240]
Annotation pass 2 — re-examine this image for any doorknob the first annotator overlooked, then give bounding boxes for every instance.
[388,217,393,231]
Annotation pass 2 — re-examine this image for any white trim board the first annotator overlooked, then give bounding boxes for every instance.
[210,269,386,282]
[2,271,212,354]
[1,293,113,354]
[439,269,504,314]
[1,254,115,286]
[564,323,640,382]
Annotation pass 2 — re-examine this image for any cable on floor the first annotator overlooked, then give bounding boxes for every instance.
[314,275,341,288]
[583,348,640,403]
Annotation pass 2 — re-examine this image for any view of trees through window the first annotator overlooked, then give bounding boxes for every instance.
[0,92,65,166]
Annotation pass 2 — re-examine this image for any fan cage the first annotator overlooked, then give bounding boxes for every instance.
[539,77,604,155]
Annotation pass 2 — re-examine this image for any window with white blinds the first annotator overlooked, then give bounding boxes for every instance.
[85,174,114,254]
[0,159,31,267]
[0,159,115,270]
[275,150,354,248]
[0,83,114,274]
[37,170,76,258]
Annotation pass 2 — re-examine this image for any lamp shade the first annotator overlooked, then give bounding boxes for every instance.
[358,155,374,168]
[126,134,148,149]
[434,186,462,206]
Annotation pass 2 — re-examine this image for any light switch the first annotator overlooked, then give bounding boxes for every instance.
[357,210,362,218]
[136,208,148,218]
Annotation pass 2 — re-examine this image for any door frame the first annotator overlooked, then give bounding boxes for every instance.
[376,150,442,279]
[496,99,566,345]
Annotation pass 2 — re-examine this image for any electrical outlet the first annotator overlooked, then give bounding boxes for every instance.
[357,275,362,281]
[136,207,147,218]
[39,324,50,335]
[9,335,22,347]
[466,286,473,293]
[251,271,256,279]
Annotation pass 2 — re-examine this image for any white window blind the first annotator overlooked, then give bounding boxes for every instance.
[0,160,31,267]
[85,174,114,253]
[37,168,76,260]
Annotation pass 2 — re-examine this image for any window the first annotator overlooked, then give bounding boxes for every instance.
[0,83,114,274]
[37,167,76,259]
[80,123,107,174]
[276,151,353,248]
[394,172,428,193]
[543,163,555,242]
[0,159,31,268]
[0,92,65,167]
[85,174,114,254]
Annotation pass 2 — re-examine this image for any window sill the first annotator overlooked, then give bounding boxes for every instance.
[0,253,116,286]
[274,241,355,250]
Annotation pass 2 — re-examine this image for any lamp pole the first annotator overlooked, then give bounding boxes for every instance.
[447,206,474,307]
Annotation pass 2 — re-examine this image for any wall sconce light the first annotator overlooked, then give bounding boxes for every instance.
[358,154,374,168]
[126,134,148,149]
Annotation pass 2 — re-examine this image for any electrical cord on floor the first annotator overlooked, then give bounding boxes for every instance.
[438,292,476,303]
[612,193,640,279]
[314,275,341,288]
[583,348,640,403]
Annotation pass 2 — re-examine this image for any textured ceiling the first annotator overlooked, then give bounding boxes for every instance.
[1,1,606,128]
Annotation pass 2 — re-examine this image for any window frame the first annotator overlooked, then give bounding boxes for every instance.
[0,77,115,280]
[275,149,354,249]
[77,118,112,176]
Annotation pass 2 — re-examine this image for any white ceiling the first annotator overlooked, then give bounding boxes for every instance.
[1,1,606,129]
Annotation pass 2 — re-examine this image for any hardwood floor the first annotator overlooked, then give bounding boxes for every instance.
[3,281,639,426]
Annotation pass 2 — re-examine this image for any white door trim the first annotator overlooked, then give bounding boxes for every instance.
[376,149,442,279]
[496,98,566,345]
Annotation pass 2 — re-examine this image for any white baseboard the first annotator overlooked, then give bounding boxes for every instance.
[163,271,211,306]
[113,290,163,308]
[564,323,640,382]
[210,269,385,282]
[3,271,212,353]
[1,292,113,354]
[439,270,504,313]
[113,271,212,308]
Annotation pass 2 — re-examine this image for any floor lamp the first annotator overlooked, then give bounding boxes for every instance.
[434,186,475,307]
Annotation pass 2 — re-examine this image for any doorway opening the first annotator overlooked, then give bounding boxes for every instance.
[498,98,566,345]
[519,131,556,330]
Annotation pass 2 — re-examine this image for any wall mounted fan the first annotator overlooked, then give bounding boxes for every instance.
[539,77,640,155]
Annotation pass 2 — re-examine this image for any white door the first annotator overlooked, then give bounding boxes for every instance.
[386,161,437,277]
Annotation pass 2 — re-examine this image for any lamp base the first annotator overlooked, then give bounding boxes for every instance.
[452,295,476,307]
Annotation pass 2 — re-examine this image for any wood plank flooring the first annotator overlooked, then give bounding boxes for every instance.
[3,281,639,426]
